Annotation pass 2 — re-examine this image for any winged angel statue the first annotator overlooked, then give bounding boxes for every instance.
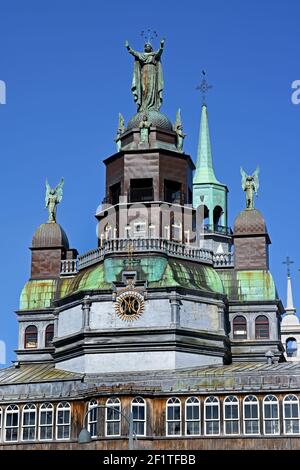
[45,178,64,223]
[240,167,259,209]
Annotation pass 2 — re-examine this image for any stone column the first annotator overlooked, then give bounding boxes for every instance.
[170,292,181,327]
[82,296,92,331]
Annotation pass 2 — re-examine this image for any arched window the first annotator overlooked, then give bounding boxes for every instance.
[204,397,220,436]
[233,316,247,339]
[45,324,54,347]
[224,396,240,435]
[199,205,209,228]
[255,315,269,339]
[88,399,98,439]
[283,395,300,434]
[263,395,279,435]
[4,405,19,442]
[185,397,200,436]
[39,403,54,441]
[105,398,121,437]
[286,338,298,358]
[243,395,260,435]
[56,402,71,440]
[166,397,181,436]
[21,404,36,441]
[213,206,223,231]
[24,325,38,349]
[131,397,146,437]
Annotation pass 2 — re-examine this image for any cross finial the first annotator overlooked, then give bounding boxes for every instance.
[196,70,212,105]
[283,256,294,277]
[141,29,158,45]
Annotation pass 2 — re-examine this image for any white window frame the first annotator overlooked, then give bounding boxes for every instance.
[204,396,220,436]
[39,403,54,441]
[283,394,300,435]
[185,397,200,436]
[105,398,121,437]
[223,396,240,435]
[88,399,98,439]
[21,404,37,441]
[263,395,280,435]
[131,397,146,437]
[166,397,181,437]
[243,395,260,435]
[56,402,71,440]
[4,404,19,442]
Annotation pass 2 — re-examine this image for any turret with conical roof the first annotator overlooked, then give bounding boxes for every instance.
[193,102,229,253]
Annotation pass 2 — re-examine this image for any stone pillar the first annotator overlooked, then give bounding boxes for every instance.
[82,296,92,331]
[170,292,181,326]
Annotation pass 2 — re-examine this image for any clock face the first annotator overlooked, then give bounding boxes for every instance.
[114,290,145,321]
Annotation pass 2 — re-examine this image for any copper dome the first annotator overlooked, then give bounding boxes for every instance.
[32,222,69,249]
[234,209,267,236]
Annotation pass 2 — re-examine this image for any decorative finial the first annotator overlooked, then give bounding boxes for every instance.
[196,70,212,105]
[240,167,260,210]
[283,256,294,277]
[141,29,158,45]
[45,178,64,223]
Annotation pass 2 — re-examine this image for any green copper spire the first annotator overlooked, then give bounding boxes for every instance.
[193,104,220,185]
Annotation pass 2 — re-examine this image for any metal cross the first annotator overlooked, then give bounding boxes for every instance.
[283,256,294,277]
[196,70,212,105]
[141,29,158,45]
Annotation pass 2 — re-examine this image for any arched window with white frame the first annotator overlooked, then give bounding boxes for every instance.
[131,397,146,437]
[224,396,240,435]
[263,395,279,435]
[39,403,54,441]
[185,397,200,436]
[56,402,71,440]
[22,404,36,441]
[283,394,300,435]
[166,397,181,436]
[243,395,260,435]
[204,396,220,436]
[105,398,121,437]
[4,405,19,442]
[185,397,201,436]
[88,399,98,438]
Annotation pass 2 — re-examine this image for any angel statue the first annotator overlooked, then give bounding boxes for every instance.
[173,108,186,152]
[240,167,259,210]
[45,178,64,223]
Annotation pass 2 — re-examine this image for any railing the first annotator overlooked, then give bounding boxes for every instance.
[77,238,214,271]
[213,253,234,267]
[60,259,78,275]
[203,224,232,236]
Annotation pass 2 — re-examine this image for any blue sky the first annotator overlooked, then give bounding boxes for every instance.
[0,0,299,366]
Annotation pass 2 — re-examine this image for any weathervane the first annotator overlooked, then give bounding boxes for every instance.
[196,70,212,105]
[283,256,294,277]
[140,29,158,45]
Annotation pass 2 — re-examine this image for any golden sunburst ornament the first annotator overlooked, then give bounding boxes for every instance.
[114,289,145,322]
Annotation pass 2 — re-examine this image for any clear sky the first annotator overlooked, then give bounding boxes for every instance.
[0,0,299,366]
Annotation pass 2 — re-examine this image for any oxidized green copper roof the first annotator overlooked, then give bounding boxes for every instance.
[20,279,58,310]
[219,270,277,302]
[19,256,224,310]
[193,104,221,185]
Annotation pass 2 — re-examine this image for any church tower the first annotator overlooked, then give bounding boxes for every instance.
[192,100,230,254]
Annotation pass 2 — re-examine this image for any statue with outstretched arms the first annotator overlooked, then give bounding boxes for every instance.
[125,38,165,112]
